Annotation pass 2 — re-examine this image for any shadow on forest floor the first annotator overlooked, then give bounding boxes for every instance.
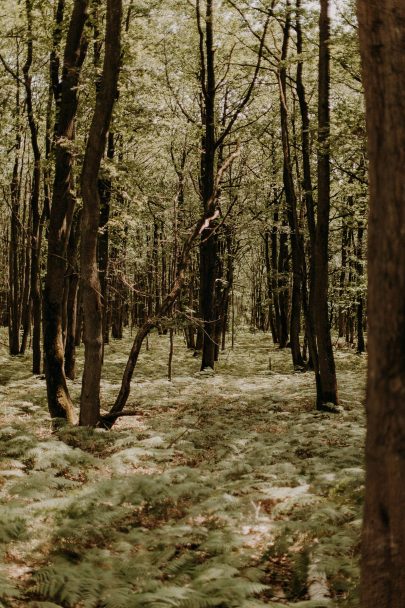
[0,328,366,608]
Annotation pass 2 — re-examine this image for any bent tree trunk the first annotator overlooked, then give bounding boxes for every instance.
[357,1,405,606]
[79,0,122,427]
[43,0,89,423]
[104,149,240,428]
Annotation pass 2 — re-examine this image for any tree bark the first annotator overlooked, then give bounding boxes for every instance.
[79,0,122,426]
[43,0,89,423]
[198,0,218,371]
[9,65,22,357]
[23,0,42,374]
[295,0,319,376]
[98,131,114,346]
[314,0,338,407]
[357,2,405,605]
[355,221,365,353]
[279,3,304,369]
[64,214,80,380]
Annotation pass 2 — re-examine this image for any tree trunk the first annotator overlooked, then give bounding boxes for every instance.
[98,131,114,347]
[314,0,338,407]
[295,0,319,377]
[9,75,22,357]
[357,2,405,605]
[64,214,80,380]
[279,3,304,369]
[264,231,278,345]
[278,218,289,349]
[43,0,89,423]
[23,0,42,375]
[79,0,122,427]
[355,221,365,353]
[198,0,218,371]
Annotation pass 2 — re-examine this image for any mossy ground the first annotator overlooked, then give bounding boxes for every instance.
[0,329,366,608]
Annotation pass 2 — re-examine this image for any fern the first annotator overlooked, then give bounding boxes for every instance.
[0,514,26,542]
[0,572,21,601]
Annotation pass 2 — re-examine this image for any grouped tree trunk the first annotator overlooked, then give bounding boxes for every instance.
[79,0,122,427]
[357,1,405,605]
[314,0,338,407]
[43,0,89,423]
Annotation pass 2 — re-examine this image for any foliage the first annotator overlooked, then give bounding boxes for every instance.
[0,330,364,607]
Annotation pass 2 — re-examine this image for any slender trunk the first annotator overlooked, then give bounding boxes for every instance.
[98,131,114,346]
[338,223,348,338]
[23,0,42,374]
[278,218,289,348]
[264,231,278,344]
[64,214,80,379]
[271,206,281,343]
[9,73,22,356]
[314,0,338,407]
[79,0,122,426]
[295,0,319,376]
[20,214,31,355]
[279,3,304,369]
[198,0,218,370]
[356,222,365,353]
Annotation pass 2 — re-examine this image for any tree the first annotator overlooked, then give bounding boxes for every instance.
[79,0,122,426]
[43,0,89,423]
[314,0,338,407]
[357,1,405,606]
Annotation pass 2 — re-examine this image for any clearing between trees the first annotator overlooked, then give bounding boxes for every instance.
[0,330,365,607]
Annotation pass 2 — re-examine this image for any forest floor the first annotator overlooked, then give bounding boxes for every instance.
[0,329,366,608]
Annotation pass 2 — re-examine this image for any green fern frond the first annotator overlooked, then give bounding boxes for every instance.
[0,514,26,542]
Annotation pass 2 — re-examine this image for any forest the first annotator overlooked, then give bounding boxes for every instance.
[0,0,404,606]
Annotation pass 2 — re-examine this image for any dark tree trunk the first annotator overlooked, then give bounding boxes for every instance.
[355,221,365,353]
[279,2,304,369]
[79,0,122,427]
[9,72,22,357]
[64,214,80,380]
[43,0,89,423]
[314,0,338,407]
[357,1,405,606]
[338,223,348,338]
[98,131,115,346]
[20,217,31,355]
[198,0,218,370]
[264,231,278,345]
[271,205,282,344]
[23,0,42,374]
[278,218,289,349]
[295,0,319,377]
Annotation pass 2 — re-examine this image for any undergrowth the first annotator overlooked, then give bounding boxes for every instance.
[0,329,365,607]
